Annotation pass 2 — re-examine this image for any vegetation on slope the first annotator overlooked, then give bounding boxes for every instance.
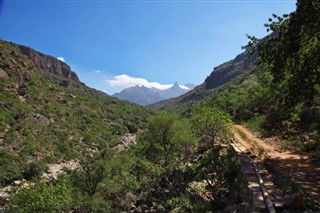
[6,109,239,212]
[3,1,318,211]
[156,1,320,155]
[244,0,320,152]
[1,40,240,212]
[0,40,150,186]
[150,46,259,113]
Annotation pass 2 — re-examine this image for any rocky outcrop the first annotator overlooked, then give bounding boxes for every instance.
[204,51,258,90]
[42,160,80,180]
[18,45,79,81]
[114,133,138,152]
[0,68,8,80]
[0,42,35,84]
[26,113,50,126]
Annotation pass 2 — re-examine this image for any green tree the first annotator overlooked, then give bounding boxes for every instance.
[246,0,320,107]
[9,178,73,213]
[139,112,194,166]
[191,107,232,146]
[172,118,196,162]
[71,148,114,212]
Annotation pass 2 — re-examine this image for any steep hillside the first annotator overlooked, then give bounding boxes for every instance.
[151,49,259,112]
[0,40,151,186]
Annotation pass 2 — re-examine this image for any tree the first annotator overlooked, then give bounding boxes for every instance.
[246,0,320,108]
[139,112,194,166]
[191,107,232,146]
[71,148,114,212]
[9,178,73,213]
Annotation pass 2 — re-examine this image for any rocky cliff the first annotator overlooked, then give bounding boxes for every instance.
[18,44,79,81]
[150,48,259,111]
[204,51,258,90]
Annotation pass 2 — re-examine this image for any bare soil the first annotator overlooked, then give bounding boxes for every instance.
[233,125,320,209]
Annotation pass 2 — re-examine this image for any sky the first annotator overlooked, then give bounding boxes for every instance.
[0,0,296,95]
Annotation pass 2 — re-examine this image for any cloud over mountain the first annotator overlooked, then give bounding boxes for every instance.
[106,74,175,90]
[57,57,65,62]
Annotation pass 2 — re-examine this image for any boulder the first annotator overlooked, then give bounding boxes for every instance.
[0,68,8,80]
[59,80,70,87]
[27,113,50,126]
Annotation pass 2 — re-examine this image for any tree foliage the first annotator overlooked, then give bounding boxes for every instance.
[246,0,320,107]
[139,111,195,166]
[9,178,73,213]
[191,107,233,146]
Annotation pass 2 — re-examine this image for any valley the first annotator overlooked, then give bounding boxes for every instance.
[1,1,320,212]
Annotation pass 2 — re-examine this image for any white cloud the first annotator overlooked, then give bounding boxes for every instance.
[180,85,190,90]
[94,70,102,73]
[57,57,65,62]
[107,74,175,90]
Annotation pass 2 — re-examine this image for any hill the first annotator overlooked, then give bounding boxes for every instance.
[151,49,259,112]
[0,40,151,186]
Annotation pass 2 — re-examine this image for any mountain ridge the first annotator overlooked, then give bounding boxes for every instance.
[16,43,79,81]
[150,48,259,111]
[113,82,195,106]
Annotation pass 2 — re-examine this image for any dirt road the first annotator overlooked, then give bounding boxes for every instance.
[233,125,320,209]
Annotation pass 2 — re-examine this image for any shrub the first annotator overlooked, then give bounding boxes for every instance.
[8,178,74,212]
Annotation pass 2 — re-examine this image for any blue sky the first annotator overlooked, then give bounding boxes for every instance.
[1,0,296,94]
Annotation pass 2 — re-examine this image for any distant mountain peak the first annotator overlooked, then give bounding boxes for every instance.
[184,83,196,90]
[171,82,181,90]
[113,82,196,106]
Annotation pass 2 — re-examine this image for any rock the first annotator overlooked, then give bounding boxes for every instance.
[18,45,79,81]
[283,193,306,210]
[18,85,28,96]
[69,94,76,99]
[42,160,79,180]
[273,201,284,209]
[13,180,22,185]
[27,113,50,126]
[59,80,70,87]
[124,192,138,204]
[0,186,10,206]
[15,111,27,120]
[0,68,8,80]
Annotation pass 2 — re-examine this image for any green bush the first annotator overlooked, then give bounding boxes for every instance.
[0,150,22,186]
[22,160,48,180]
[244,115,266,132]
[8,178,74,212]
